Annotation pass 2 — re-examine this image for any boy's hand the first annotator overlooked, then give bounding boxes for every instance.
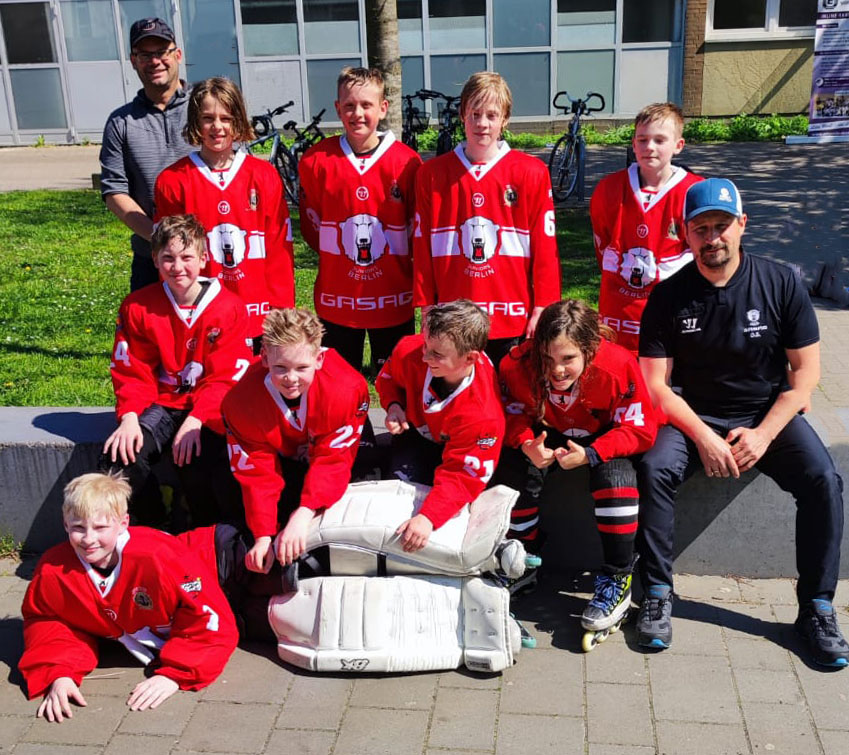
[127,675,179,711]
[522,431,555,469]
[525,306,545,340]
[554,440,588,470]
[104,412,143,465]
[385,403,409,435]
[37,677,87,723]
[275,507,314,566]
[396,514,433,552]
[245,535,274,573]
[173,415,203,466]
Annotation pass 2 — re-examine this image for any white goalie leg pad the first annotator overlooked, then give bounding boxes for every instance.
[285,479,520,576]
[268,575,521,673]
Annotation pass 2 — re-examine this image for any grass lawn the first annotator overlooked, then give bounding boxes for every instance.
[0,189,598,407]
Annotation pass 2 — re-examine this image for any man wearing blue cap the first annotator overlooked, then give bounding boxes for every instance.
[635,177,847,668]
[100,18,192,291]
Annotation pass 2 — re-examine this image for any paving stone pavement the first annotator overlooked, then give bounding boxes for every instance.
[2,558,849,755]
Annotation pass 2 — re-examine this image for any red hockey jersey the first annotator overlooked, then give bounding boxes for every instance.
[154,151,295,336]
[499,338,657,460]
[413,143,560,338]
[590,164,702,353]
[299,132,422,328]
[376,334,505,529]
[222,350,370,539]
[19,526,238,699]
[110,279,252,435]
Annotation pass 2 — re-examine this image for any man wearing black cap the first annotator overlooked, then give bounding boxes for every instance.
[635,177,847,669]
[100,18,193,291]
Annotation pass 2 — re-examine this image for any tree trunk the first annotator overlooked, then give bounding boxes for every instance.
[364,0,402,135]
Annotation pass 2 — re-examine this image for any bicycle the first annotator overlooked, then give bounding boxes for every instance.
[548,91,605,202]
[401,93,428,151]
[248,103,326,204]
[415,89,463,155]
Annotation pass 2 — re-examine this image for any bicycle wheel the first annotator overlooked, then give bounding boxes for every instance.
[548,134,579,202]
[273,148,299,205]
[436,129,453,156]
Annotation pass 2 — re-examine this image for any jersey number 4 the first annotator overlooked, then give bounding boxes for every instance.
[613,402,645,427]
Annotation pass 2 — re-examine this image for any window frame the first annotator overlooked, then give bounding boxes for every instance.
[705,0,816,43]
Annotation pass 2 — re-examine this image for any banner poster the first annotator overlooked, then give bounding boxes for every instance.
[809,0,849,136]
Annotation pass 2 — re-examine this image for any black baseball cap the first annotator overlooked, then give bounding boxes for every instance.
[130,17,176,48]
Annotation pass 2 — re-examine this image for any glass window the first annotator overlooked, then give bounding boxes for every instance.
[494,53,549,117]
[401,56,424,97]
[494,0,549,48]
[429,0,485,50]
[307,57,359,120]
[241,0,298,56]
[430,54,486,97]
[61,0,119,61]
[398,0,422,53]
[556,50,613,113]
[118,0,172,51]
[10,68,67,129]
[180,0,240,84]
[623,0,676,43]
[779,0,816,28]
[304,0,360,54]
[713,0,766,30]
[557,0,615,47]
[0,3,57,64]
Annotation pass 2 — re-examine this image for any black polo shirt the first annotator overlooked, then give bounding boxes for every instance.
[639,251,819,417]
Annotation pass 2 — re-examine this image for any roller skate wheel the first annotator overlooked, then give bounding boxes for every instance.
[521,634,537,649]
[582,631,598,652]
[525,554,542,568]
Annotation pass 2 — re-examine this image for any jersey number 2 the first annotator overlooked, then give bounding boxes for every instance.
[463,455,494,483]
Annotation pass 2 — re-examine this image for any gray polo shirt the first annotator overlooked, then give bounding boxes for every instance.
[100,86,193,257]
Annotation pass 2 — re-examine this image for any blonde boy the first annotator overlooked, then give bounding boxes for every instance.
[222,308,370,573]
[413,72,560,369]
[376,300,505,551]
[19,472,238,722]
[590,102,703,355]
[299,66,422,375]
[102,214,251,527]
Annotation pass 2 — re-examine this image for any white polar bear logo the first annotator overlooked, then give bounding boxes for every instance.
[619,247,657,290]
[207,223,247,269]
[176,361,204,393]
[460,216,499,264]
[340,213,387,266]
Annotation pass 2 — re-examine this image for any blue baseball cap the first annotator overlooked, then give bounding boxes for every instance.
[684,178,744,223]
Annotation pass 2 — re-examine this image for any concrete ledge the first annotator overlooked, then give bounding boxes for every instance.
[1,406,847,577]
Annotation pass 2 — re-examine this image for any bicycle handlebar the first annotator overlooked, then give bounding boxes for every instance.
[271,100,295,117]
[552,91,605,115]
[415,88,443,101]
[250,101,296,136]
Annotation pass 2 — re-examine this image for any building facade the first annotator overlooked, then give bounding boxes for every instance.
[683,0,817,117]
[0,0,815,145]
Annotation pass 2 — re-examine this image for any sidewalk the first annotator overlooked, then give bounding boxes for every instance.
[2,556,848,755]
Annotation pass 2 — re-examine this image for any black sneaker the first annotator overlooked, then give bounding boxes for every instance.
[636,584,673,649]
[795,600,849,669]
